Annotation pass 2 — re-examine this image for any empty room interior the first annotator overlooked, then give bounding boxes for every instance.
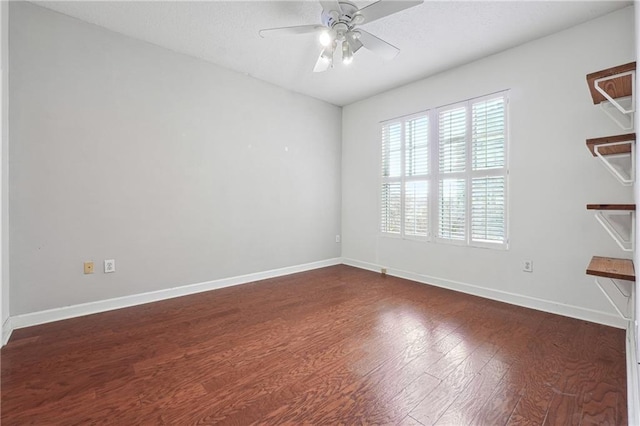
[2,0,640,424]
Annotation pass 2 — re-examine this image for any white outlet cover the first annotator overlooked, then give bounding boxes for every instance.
[523,260,533,272]
[104,259,116,273]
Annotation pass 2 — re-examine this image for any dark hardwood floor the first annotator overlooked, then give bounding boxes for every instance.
[1,265,627,425]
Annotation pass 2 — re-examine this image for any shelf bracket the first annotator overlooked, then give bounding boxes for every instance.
[593,140,635,186]
[600,100,635,130]
[594,277,632,320]
[595,70,635,130]
[595,71,636,114]
[594,210,634,252]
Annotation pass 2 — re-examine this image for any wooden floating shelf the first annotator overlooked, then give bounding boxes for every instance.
[586,204,636,211]
[586,256,635,281]
[586,62,636,105]
[586,133,635,156]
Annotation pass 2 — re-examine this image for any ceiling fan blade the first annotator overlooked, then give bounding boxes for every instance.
[355,0,423,25]
[259,25,324,38]
[313,49,332,73]
[358,30,399,60]
[319,0,342,14]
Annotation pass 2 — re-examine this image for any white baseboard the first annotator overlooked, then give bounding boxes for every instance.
[2,316,12,346]
[342,257,626,329]
[627,320,640,425]
[9,258,342,332]
[6,256,626,340]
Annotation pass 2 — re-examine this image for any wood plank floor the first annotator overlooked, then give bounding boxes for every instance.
[1,265,627,425]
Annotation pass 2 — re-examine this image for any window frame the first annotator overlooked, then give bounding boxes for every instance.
[434,100,469,247]
[379,91,509,250]
[380,111,431,241]
[468,92,509,249]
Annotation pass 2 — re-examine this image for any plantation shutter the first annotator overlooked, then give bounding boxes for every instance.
[471,176,505,242]
[404,116,429,237]
[438,107,466,173]
[405,117,429,177]
[472,97,505,170]
[381,122,402,234]
[404,181,428,236]
[381,182,401,233]
[471,96,506,243]
[438,106,467,240]
[439,178,466,240]
[380,90,507,247]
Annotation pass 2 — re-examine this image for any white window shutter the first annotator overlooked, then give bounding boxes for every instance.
[439,107,467,173]
[382,122,402,178]
[471,176,505,242]
[404,116,429,237]
[472,97,505,171]
[381,91,507,247]
[405,116,429,177]
[438,178,466,240]
[471,96,507,244]
[381,122,402,234]
[405,181,428,237]
[437,105,467,242]
[381,182,401,234]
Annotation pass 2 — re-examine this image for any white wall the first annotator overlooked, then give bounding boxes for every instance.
[9,2,342,316]
[342,6,635,327]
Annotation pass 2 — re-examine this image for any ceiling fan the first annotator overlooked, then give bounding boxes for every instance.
[259,0,423,72]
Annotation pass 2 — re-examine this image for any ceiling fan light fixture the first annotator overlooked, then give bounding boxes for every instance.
[320,43,335,64]
[259,0,424,72]
[342,40,353,65]
[319,29,334,47]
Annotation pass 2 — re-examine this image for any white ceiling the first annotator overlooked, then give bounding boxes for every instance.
[33,0,632,106]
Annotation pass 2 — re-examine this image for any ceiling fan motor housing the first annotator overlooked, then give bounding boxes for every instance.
[321,1,360,29]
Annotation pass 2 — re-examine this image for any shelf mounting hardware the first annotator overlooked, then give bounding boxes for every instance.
[593,210,635,252]
[586,134,635,186]
[594,277,632,320]
[586,256,635,320]
[594,140,635,185]
[587,62,636,130]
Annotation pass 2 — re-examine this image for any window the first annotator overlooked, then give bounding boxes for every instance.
[381,114,430,238]
[380,91,508,248]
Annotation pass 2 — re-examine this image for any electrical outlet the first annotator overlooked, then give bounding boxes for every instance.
[104,259,115,273]
[523,260,533,273]
[84,261,94,274]
[335,235,341,243]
